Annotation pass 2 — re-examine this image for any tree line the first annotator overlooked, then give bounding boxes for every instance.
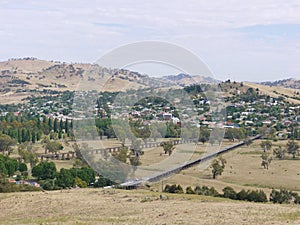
[0,113,73,146]
[164,183,300,204]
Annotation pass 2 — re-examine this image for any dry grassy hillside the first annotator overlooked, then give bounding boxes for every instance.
[1,188,300,225]
[245,82,300,104]
[0,58,152,103]
[261,78,300,89]
[219,80,300,104]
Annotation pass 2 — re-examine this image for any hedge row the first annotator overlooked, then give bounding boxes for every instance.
[163,184,300,204]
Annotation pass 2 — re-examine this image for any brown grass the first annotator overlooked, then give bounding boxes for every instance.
[156,140,300,194]
[1,188,300,225]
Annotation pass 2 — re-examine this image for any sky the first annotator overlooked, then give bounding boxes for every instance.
[1,0,300,81]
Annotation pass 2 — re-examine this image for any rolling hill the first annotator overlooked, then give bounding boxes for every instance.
[260,78,300,89]
[1,58,300,105]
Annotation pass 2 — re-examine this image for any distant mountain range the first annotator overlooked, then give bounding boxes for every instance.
[0,58,299,105]
[260,78,300,89]
[0,58,220,93]
[161,73,220,86]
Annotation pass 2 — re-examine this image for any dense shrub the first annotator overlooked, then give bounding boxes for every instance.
[270,189,297,204]
[164,184,184,194]
[237,189,248,200]
[222,186,237,200]
[194,185,219,197]
[74,177,87,188]
[246,190,268,202]
[186,186,195,194]
[39,179,58,190]
[32,161,57,180]
[0,155,19,176]
[93,176,115,187]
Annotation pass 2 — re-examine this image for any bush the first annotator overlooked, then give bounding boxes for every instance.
[74,177,87,188]
[294,194,300,204]
[237,189,248,201]
[70,167,96,185]
[270,189,295,204]
[186,186,195,194]
[18,163,28,172]
[56,168,74,188]
[194,185,219,197]
[32,162,57,180]
[246,190,268,202]
[164,184,183,194]
[222,186,237,200]
[208,187,219,197]
[94,176,114,187]
[39,179,58,190]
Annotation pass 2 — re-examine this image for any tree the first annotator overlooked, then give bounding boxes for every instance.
[112,147,128,163]
[44,140,64,154]
[199,126,210,144]
[160,142,175,156]
[211,127,224,145]
[18,162,28,172]
[244,137,253,147]
[164,184,183,193]
[31,131,36,143]
[211,157,226,179]
[273,146,286,160]
[186,186,195,194]
[130,139,143,158]
[260,140,272,152]
[73,177,87,188]
[287,140,299,159]
[56,168,74,188]
[32,161,57,180]
[261,152,272,170]
[0,134,16,154]
[246,190,268,203]
[225,128,244,142]
[222,186,237,199]
[18,143,38,169]
[237,189,248,200]
[270,189,293,204]
[194,185,219,196]
[70,167,96,185]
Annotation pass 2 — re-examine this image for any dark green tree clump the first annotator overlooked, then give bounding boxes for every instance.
[164,184,184,194]
[31,161,97,190]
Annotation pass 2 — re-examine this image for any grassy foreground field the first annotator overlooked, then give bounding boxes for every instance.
[1,188,300,225]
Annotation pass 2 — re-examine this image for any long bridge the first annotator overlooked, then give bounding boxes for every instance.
[39,139,194,160]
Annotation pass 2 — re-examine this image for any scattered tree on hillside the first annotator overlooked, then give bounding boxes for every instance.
[260,140,272,152]
[129,139,143,168]
[273,146,286,160]
[160,142,175,156]
[44,140,64,154]
[0,134,16,154]
[244,137,253,147]
[261,152,272,170]
[287,140,299,159]
[211,157,227,179]
[112,147,128,163]
[18,143,38,169]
